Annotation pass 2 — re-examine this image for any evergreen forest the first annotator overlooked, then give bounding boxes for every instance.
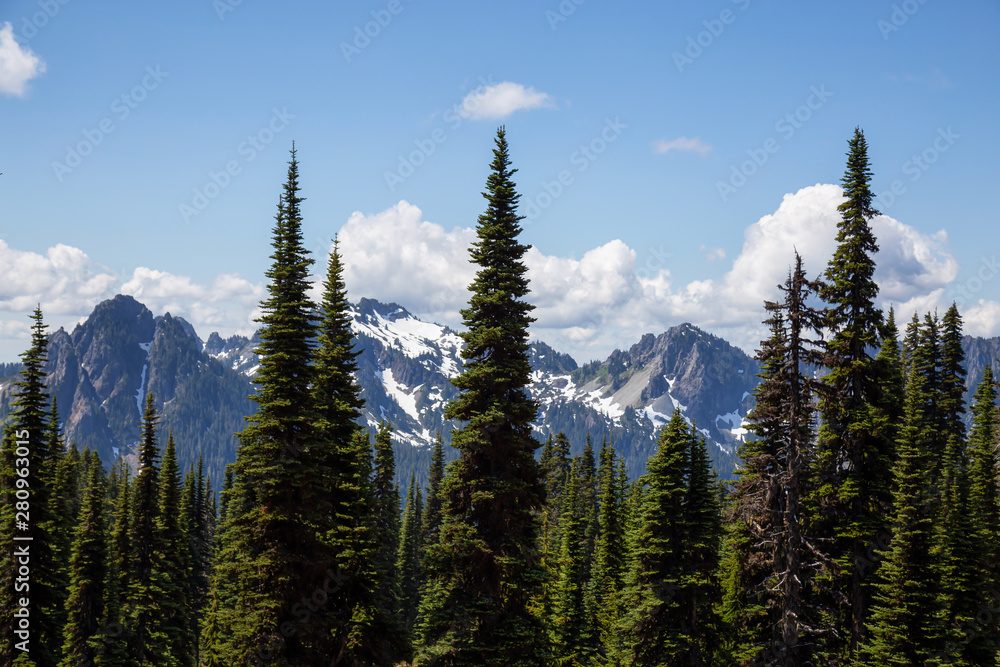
[1,127,998,666]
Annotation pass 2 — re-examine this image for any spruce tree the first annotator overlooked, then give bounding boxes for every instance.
[414,127,549,666]
[619,411,722,665]
[100,467,131,666]
[552,458,588,659]
[203,146,338,664]
[126,392,167,665]
[862,353,950,665]
[588,439,628,658]
[156,432,193,666]
[420,432,446,552]
[397,473,423,643]
[371,421,404,661]
[725,310,784,666]
[0,307,61,665]
[814,128,893,661]
[59,463,106,667]
[961,365,1000,661]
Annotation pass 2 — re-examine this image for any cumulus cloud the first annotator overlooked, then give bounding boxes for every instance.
[2,186,995,363]
[0,22,45,97]
[0,239,263,358]
[652,136,712,156]
[120,267,263,334]
[337,200,475,324]
[334,186,994,361]
[458,81,556,120]
[0,240,119,314]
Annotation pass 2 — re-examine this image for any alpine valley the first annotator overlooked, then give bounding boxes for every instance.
[1,294,996,494]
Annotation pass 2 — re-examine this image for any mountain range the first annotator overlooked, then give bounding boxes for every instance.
[1,295,997,494]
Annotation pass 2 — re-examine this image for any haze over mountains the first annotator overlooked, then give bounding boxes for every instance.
[1,294,997,493]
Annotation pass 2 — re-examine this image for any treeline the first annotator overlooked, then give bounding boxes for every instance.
[2,128,999,666]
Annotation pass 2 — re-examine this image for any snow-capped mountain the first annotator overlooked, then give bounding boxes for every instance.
[204,298,755,478]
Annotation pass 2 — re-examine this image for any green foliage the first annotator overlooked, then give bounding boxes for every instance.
[813,128,894,662]
[415,127,550,666]
[59,463,106,666]
[862,353,950,665]
[618,411,723,666]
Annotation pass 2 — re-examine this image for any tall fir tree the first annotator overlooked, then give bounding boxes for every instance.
[420,432,446,553]
[618,411,722,666]
[371,420,404,662]
[203,146,342,664]
[962,365,1000,661]
[126,392,168,665]
[0,307,61,666]
[587,439,628,659]
[862,346,950,665]
[724,309,785,666]
[414,127,549,666]
[155,432,193,666]
[59,462,106,667]
[813,128,893,661]
[100,466,132,666]
[552,458,589,660]
[397,473,423,644]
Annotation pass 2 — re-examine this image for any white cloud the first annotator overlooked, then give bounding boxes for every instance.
[334,187,995,362]
[458,81,556,120]
[0,22,45,97]
[337,200,475,324]
[0,240,263,358]
[652,136,712,156]
[2,186,996,363]
[0,240,119,314]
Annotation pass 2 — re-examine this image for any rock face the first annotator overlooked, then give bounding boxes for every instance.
[8,295,994,493]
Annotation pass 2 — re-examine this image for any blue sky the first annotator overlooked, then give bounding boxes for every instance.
[1,0,998,362]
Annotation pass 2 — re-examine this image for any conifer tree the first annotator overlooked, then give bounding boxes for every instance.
[0,307,60,665]
[939,303,967,443]
[203,146,339,664]
[725,311,784,666]
[156,432,193,666]
[397,473,423,642]
[59,463,106,667]
[961,365,1000,661]
[420,432,446,552]
[553,458,589,659]
[588,439,628,657]
[312,234,383,662]
[618,411,722,665]
[862,353,950,665]
[371,421,404,661]
[127,392,167,665]
[100,467,132,666]
[415,127,549,666]
[814,128,893,660]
